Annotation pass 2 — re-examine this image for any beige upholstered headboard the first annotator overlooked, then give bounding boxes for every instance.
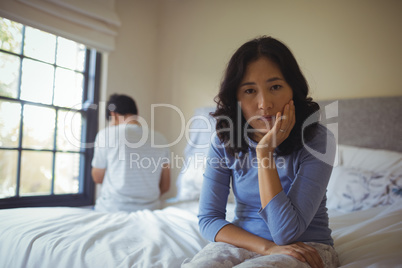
[318,96,402,152]
[191,96,402,154]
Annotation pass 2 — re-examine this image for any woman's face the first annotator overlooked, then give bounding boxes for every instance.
[236,57,293,141]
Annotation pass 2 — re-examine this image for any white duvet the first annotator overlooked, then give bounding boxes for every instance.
[0,201,401,268]
[0,204,207,268]
[329,201,402,267]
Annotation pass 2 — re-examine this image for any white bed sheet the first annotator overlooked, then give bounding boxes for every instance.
[1,201,401,268]
[0,202,207,268]
[329,201,402,267]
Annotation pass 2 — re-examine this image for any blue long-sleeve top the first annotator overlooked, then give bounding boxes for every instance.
[198,124,336,246]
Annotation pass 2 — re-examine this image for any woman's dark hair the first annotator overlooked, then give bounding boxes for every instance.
[106,94,138,120]
[212,36,320,156]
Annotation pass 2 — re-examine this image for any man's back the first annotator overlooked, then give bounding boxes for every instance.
[92,124,169,212]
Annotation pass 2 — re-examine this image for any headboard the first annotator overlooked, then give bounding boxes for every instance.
[188,96,402,155]
[177,96,402,200]
[318,96,402,152]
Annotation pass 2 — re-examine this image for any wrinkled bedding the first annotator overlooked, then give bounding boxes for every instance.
[329,201,402,267]
[0,201,401,268]
[0,203,207,268]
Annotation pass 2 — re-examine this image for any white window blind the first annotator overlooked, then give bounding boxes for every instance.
[0,0,121,52]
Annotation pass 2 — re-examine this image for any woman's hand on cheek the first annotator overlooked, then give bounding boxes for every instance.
[277,99,296,138]
[256,100,295,155]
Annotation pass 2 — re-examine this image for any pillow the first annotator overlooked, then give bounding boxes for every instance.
[174,107,211,200]
[175,107,214,202]
[338,145,402,173]
[327,145,402,212]
[175,156,207,201]
[327,166,402,212]
[175,107,235,203]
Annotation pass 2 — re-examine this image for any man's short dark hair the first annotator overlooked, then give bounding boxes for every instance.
[106,94,138,120]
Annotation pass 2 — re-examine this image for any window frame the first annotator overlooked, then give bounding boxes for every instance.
[0,22,101,209]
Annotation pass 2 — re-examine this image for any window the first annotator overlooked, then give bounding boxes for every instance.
[0,17,100,208]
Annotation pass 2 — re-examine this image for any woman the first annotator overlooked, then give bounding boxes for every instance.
[183,37,338,268]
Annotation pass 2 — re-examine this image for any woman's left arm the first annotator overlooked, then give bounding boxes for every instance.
[259,145,335,245]
[256,100,295,208]
[256,101,336,245]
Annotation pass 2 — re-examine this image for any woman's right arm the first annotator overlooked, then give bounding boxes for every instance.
[215,223,275,254]
[215,224,323,268]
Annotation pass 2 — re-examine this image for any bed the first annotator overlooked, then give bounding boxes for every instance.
[1,96,402,268]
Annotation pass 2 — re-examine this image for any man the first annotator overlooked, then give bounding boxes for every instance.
[92,94,170,212]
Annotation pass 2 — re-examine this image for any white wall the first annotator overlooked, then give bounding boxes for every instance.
[104,0,159,125]
[107,0,402,197]
[96,0,159,198]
